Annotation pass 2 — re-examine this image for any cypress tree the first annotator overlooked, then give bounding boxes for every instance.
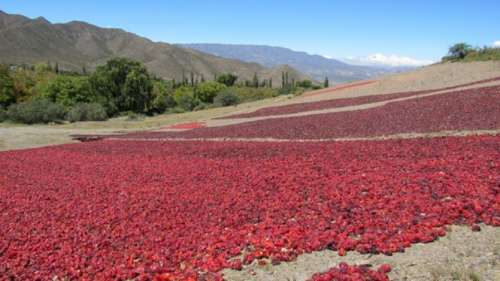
[252,72,259,88]
[269,78,273,88]
[324,77,329,88]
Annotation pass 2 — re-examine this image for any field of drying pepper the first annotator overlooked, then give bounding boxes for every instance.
[1,79,500,280]
[1,134,499,280]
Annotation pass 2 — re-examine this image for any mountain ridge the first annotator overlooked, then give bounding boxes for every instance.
[181,43,408,83]
[0,11,310,84]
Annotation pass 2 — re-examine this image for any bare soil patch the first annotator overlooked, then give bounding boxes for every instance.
[222,225,500,281]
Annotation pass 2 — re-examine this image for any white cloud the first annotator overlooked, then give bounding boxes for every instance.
[349,53,434,67]
[493,41,500,48]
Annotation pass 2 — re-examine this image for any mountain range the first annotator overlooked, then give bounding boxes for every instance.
[0,11,309,84]
[180,43,409,83]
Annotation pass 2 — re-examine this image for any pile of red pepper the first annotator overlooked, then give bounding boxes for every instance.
[308,263,391,281]
[120,84,500,140]
[219,76,500,119]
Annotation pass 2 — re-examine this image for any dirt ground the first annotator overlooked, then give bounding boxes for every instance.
[222,225,500,281]
[0,96,290,151]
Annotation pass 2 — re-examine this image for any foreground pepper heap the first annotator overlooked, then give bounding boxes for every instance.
[0,136,498,280]
[308,263,391,281]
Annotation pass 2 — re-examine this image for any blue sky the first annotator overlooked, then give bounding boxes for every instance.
[2,0,499,65]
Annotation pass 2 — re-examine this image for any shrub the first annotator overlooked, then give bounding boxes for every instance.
[194,81,226,103]
[0,64,15,107]
[173,86,199,111]
[151,80,175,114]
[66,103,108,122]
[193,103,212,111]
[233,87,278,102]
[0,107,7,122]
[278,84,295,95]
[7,99,67,124]
[169,107,186,114]
[216,73,238,86]
[214,89,240,106]
[42,75,95,107]
[295,80,313,88]
[124,111,146,121]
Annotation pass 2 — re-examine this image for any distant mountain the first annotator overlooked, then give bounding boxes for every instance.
[181,43,408,83]
[0,11,309,85]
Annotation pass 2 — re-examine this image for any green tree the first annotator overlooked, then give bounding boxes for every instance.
[216,73,238,86]
[0,65,15,106]
[252,72,259,88]
[89,58,153,114]
[42,75,94,107]
[448,43,474,60]
[323,77,329,88]
[122,68,153,112]
[194,81,226,103]
[151,80,175,113]
[11,68,36,102]
[173,86,198,111]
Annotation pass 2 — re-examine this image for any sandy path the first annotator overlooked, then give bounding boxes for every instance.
[107,129,500,143]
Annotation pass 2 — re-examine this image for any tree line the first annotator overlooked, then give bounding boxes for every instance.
[0,58,326,124]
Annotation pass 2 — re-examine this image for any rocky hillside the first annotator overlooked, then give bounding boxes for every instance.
[0,11,309,84]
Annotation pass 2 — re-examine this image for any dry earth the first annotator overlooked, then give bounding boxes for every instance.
[222,225,500,281]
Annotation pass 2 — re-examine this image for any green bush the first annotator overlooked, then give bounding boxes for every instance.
[194,81,226,103]
[295,80,313,88]
[42,75,95,107]
[214,89,240,106]
[169,107,186,114]
[124,111,146,121]
[216,73,238,86]
[66,103,108,122]
[0,64,16,107]
[7,99,67,124]
[193,103,212,111]
[173,86,199,111]
[0,107,7,122]
[233,87,278,102]
[151,80,175,113]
